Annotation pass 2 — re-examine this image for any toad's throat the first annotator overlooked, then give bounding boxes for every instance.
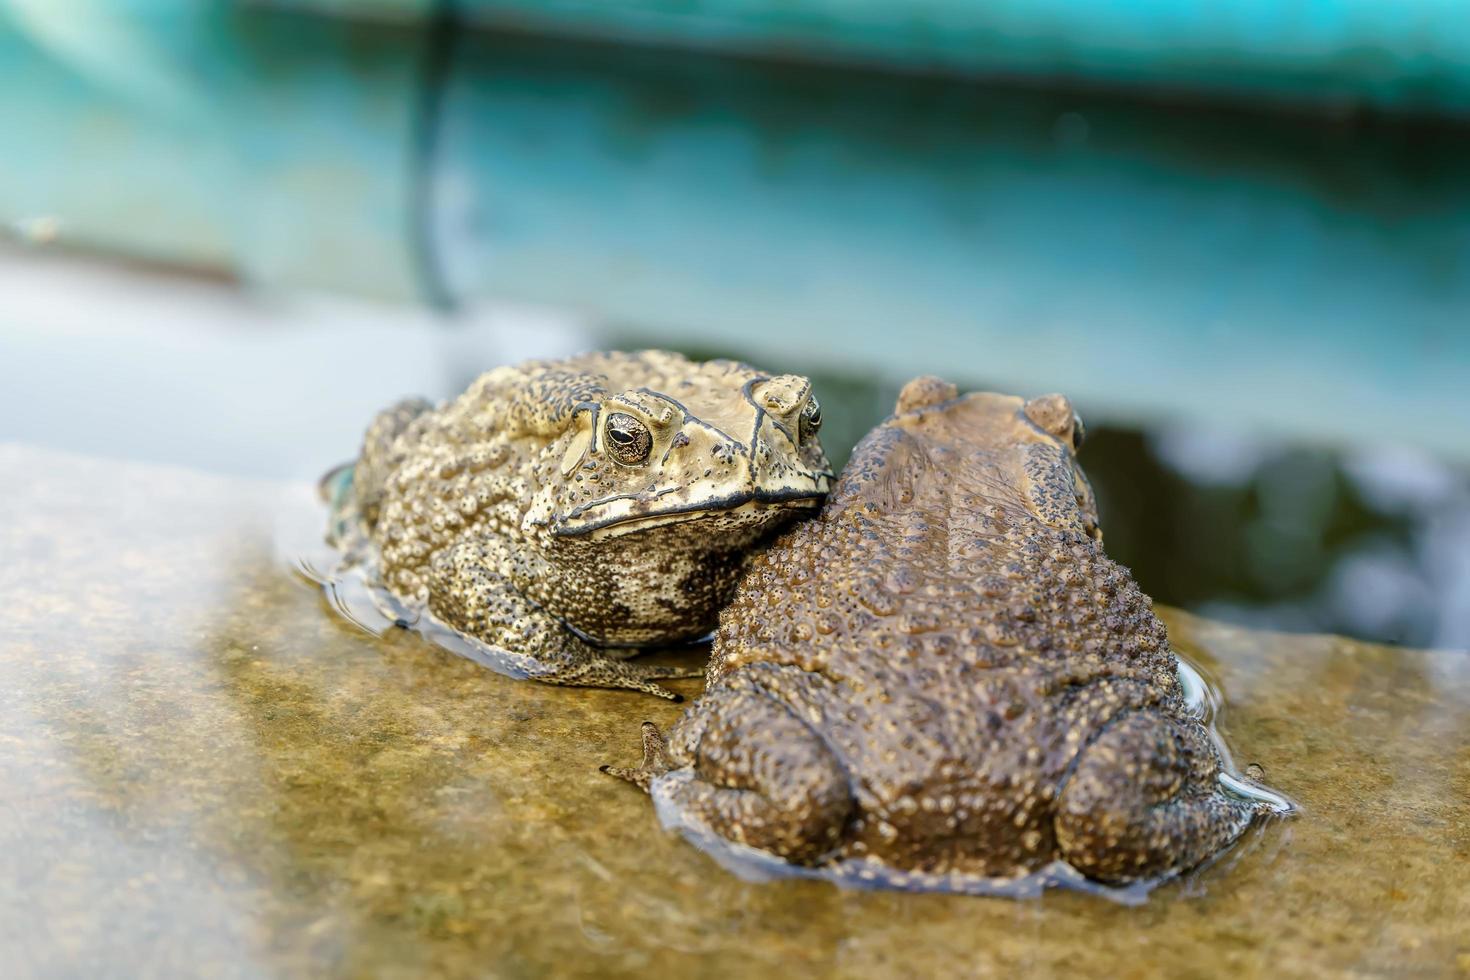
[552,488,826,539]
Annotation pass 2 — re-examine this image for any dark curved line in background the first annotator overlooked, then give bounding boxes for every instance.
[408,0,461,310]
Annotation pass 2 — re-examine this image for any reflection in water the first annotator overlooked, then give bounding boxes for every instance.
[1085,425,1470,650]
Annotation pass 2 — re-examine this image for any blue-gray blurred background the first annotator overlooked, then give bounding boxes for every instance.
[2,0,1467,648]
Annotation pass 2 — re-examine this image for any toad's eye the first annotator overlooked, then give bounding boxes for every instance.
[800,397,822,436]
[604,413,653,465]
[1071,413,1086,452]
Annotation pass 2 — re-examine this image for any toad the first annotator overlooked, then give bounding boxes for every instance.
[326,351,833,699]
[605,377,1286,887]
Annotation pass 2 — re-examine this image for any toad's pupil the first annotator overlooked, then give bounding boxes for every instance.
[611,430,633,443]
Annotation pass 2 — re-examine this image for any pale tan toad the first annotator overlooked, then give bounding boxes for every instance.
[327,351,833,698]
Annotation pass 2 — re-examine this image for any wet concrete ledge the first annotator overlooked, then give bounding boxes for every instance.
[2,443,1467,977]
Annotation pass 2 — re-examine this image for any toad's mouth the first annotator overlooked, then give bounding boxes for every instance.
[551,487,827,539]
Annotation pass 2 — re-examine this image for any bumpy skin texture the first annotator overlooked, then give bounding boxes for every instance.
[607,379,1268,884]
[331,351,833,698]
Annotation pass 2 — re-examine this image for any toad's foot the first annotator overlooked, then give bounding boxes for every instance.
[600,720,677,791]
[530,653,701,701]
[445,630,700,700]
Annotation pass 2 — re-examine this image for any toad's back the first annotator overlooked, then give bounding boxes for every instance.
[610,378,1284,887]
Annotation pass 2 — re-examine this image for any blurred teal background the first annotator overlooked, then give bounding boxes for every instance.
[0,0,1466,646]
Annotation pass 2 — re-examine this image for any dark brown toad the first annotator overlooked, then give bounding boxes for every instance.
[325,351,834,699]
[605,376,1286,889]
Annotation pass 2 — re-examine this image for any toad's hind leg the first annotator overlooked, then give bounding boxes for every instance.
[1055,712,1260,884]
[429,542,701,700]
[603,686,853,864]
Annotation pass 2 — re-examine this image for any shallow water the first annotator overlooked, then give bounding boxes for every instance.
[304,509,1296,908]
[3,443,1469,977]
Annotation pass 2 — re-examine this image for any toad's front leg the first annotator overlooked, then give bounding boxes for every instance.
[428,540,701,699]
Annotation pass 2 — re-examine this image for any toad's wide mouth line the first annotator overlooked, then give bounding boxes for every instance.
[551,488,828,538]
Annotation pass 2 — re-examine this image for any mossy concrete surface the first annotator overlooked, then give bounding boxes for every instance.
[2,444,1467,978]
